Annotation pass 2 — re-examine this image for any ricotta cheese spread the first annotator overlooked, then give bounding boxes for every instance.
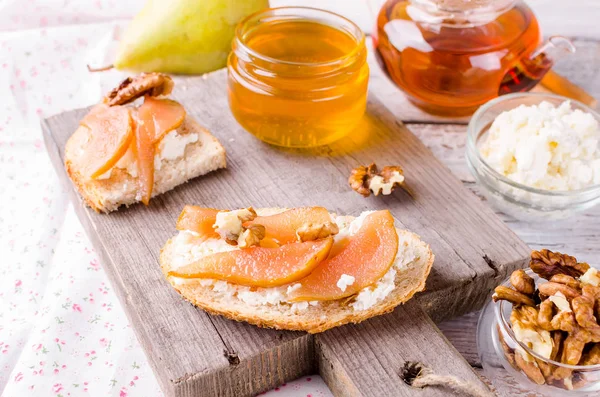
[170,210,417,313]
[97,130,199,179]
[480,101,600,191]
[336,274,356,292]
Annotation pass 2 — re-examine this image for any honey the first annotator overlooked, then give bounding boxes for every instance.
[228,7,369,148]
[374,0,544,116]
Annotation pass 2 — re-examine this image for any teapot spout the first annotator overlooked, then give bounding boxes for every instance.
[498,36,575,95]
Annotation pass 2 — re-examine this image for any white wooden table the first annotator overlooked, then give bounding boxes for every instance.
[271,0,600,395]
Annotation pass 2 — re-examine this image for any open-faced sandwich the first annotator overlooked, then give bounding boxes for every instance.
[161,206,434,333]
[65,73,226,212]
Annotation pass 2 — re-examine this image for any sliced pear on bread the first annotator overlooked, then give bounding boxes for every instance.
[169,237,333,288]
[64,73,226,213]
[76,105,134,179]
[161,208,434,333]
[175,206,334,246]
[288,210,399,301]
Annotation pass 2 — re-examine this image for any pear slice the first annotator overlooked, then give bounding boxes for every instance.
[78,104,134,179]
[175,206,334,245]
[288,211,399,301]
[176,206,221,237]
[113,0,268,74]
[169,237,333,288]
[247,207,333,245]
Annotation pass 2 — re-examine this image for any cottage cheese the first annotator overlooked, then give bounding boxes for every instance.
[170,210,416,312]
[480,101,600,191]
[336,274,356,292]
[97,130,199,179]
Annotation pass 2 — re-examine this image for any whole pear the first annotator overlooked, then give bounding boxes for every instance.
[114,0,269,74]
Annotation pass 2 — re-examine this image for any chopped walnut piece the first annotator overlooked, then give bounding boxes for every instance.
[498,327,516,366]
[511,269,535,295]
[581,284,600,321]
[103,73,174,106]
[530,249,590,280]
[538,282,580,300]
[493,285,535,306]
[550,331,564,361]
[296,221,339,242]
[572,295,598,329]
[537,300,556,331]
[238,225,266,249]
[213,207,260,246]
[549,274,581,289]
[348,163,407,197]
[562,329,590,365]
[551,311,578,333]
[511,306,553,383]
[581,344,600,366]
[348,163,375,197]
[515,353,546,385]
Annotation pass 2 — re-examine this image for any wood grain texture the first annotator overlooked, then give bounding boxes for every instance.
[42,69,528,396]
[316,301,490,397]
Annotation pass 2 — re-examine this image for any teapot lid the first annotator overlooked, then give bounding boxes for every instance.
[410,0,517,26]
[417,0,515,12]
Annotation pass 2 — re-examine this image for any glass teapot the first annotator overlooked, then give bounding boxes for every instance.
[373,0,575,116]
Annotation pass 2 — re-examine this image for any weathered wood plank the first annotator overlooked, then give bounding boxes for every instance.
[317,301,490,396]
[43,69,529,397]
[43,116,315,397]
[43,122,231,396]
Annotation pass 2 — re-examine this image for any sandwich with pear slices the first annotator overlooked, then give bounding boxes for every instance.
[161,206,434,333]
[65,73,226,213]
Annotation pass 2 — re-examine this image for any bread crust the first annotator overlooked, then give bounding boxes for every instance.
[161,210,434,333]
[65,115,226,213]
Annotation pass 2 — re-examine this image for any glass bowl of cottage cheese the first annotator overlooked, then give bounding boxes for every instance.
[467,93,600,220]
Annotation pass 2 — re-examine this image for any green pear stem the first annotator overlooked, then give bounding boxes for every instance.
[87,64,114,72]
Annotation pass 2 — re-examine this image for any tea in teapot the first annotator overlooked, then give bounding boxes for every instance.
[373,0,575,116]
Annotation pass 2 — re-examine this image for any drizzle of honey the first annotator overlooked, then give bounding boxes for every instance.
[374,0,542,116]
[228,19,369,147]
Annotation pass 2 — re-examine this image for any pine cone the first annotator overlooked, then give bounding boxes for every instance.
[530,249,590,280]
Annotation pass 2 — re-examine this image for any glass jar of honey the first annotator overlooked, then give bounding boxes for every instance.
[374,0,575,116]
[228,7,369,148]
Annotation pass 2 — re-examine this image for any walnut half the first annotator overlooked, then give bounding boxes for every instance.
[103,73,174,106]
[530,249,590,280]
[348,163,406,197]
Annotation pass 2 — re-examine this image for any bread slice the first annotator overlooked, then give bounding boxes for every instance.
[160,209,434,333]
[65,116,226,212]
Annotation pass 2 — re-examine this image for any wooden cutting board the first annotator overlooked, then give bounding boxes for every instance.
[42,69,529,396]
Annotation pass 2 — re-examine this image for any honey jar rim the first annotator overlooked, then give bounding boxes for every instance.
[233,6,366,69]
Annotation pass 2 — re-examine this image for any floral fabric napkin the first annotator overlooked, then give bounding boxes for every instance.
[0,1,332,396]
